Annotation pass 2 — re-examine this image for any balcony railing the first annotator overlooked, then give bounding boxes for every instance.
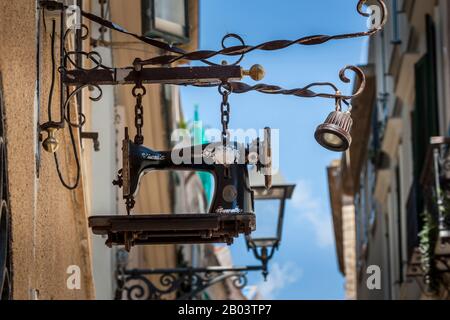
[406,136,450,291]
[420,136,450,245]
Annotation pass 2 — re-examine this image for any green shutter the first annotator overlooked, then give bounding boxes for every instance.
[412,15,440,218]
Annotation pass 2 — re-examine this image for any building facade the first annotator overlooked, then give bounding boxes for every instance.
[328,0,450,300]
[0,0,223,300]
[0,0,95,300]
[88,0,201,300]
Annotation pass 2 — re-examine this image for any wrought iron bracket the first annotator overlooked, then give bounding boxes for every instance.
[36,0,387,190]
[38,0,388,127]
[62,65,244,87]
[113,241,282,299]
[115,249,263,300]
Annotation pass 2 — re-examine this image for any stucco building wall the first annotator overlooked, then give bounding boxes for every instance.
[0,0,94,299]
[108,0,176,275]
[0,0,203,300]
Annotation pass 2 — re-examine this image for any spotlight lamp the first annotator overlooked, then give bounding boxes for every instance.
[315,94,353,152]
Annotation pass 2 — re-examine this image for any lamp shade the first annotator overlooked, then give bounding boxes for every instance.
[315,110,353,152]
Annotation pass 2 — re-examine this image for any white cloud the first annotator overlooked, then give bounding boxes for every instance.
[291,180,334,248]
[257,262,302,299]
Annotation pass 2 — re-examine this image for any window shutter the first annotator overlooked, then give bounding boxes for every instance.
[411,15,440,231]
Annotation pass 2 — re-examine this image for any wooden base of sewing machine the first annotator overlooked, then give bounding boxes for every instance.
[89,213,256,250]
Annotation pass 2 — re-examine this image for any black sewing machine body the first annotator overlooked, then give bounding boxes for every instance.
[124,139,254,215]
[89,127,271,249]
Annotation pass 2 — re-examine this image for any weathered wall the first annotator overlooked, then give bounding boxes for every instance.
[0,0,94,299]
[109,0,176,274]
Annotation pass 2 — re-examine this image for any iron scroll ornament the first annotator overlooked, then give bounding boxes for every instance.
[116,266,254,300]
[43,0,388,67]
[113,247,257,300]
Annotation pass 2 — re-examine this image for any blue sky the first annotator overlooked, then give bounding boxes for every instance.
[180,0,369,300]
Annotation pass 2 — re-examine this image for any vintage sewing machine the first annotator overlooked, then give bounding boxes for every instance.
[89,127,272,250]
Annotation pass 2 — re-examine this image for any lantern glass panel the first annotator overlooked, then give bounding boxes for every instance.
[252,199,280,240]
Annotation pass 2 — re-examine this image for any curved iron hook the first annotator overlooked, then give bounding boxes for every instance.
[220,33,246,66]
[63,84,103,127]
[63,23,116,71]
[63,23,90,44]
[64,51,105,71]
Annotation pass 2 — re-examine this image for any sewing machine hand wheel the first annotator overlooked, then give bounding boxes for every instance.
[259,127,272,189]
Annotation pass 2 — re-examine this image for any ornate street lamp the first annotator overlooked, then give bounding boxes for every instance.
[246,168,295,279]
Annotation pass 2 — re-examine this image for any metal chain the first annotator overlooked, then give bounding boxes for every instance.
[122,83,147,216]
[219,84,231,146]
[132,84,146,145]
[134,94,144,144]
[219,84,232,178]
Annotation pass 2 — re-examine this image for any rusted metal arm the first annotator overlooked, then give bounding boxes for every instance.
[192,65,367,101]
[62,65,243,86]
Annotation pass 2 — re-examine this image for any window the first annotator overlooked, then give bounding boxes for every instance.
[142,0,190,44]
[412,15,439,215]
[391,0,402,45]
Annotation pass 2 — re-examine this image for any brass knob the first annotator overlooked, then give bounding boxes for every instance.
[242,64,265,81]
[42,127,59,153]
